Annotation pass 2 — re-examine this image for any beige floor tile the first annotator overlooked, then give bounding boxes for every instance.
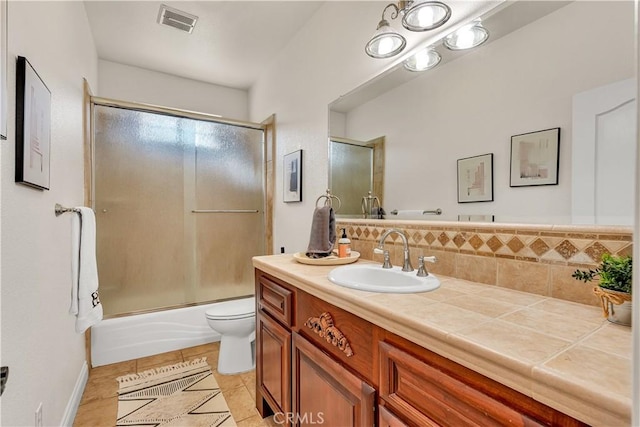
[136,350,183,371]
[73,396,118,427]
[225,385,261,422]
[89,360,136,380]
[236,414,273,426]
[213,368,247,391]
[79,374,119,403]
[241,371,257,402]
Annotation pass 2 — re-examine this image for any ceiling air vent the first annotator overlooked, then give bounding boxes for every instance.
[157,4,198,34]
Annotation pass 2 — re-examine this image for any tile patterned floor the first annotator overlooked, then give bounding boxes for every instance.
[73,342,278,426]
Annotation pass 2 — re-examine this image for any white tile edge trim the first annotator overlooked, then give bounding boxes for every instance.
[60,361,88,427]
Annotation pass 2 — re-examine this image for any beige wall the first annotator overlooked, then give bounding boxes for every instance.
[98,59,249,120]
[1,2,98,425]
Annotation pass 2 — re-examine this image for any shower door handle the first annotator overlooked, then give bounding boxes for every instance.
[191,209,260,214]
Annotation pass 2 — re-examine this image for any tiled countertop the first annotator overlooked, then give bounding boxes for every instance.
[253,254,632,427]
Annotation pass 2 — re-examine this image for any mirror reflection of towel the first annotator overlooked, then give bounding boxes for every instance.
[371,206,385,219]
[305,206,336,258]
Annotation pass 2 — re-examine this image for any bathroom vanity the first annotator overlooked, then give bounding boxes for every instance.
[253,254,631,427]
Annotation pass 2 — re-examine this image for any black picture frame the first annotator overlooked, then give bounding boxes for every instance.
[283,149,302,202]
[510,127,560,187]
[457,153,494,203]
[15,56,51,190]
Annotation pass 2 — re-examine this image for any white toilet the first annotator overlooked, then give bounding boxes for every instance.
[205,296,256,375]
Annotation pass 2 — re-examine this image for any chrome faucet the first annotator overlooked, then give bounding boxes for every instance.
[373,228,413,272]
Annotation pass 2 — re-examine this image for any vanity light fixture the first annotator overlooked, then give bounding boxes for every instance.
[443,19,489,50]
[365,4,407,58]
[403,46,441,72]
[402,1,451,32]
[365,1,451,59]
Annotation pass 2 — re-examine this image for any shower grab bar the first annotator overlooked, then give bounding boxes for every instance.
[191,209,260,214]
[55,203,80,217]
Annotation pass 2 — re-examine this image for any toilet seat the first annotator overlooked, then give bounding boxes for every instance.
[205,297,255,320]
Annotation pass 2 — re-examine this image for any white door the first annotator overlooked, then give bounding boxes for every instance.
[572,78,636,225]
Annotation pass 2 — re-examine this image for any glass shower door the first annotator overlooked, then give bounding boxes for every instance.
[191,121,265,302]
[94,106,190,315]
[93,105,265,316]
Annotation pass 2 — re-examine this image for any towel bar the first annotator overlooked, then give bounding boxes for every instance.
[390,209,442,216]
[55,203,80,217]
[192,209,259,214]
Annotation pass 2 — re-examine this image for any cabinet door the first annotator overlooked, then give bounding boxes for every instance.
[257,311,291,419]
[292,333,375,427]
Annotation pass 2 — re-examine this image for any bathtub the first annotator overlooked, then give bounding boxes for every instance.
[91,304,221,367]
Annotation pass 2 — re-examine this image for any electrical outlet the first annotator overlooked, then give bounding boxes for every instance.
[35,402,43,427]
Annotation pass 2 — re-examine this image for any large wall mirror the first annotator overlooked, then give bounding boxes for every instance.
[328,1,636,226]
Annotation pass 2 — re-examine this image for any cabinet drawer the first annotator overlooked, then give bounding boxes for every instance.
[379,404,415,427]
[295,290,379,386]
[257,271,293,327]
[379,341,585,427]
[380,341,531,426]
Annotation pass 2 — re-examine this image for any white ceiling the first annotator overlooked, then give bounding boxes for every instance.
[83,1,324,90]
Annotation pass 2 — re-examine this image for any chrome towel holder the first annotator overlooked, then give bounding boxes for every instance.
[315,189,341,212]
[54,203,80,217]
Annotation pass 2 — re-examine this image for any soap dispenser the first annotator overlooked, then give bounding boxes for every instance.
[338,228,351,258]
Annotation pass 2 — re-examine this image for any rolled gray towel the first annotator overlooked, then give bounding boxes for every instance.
[305,206,336,258]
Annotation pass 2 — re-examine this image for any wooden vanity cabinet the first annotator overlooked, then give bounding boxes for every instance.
[256,271,295,422]
[255,268,587,427]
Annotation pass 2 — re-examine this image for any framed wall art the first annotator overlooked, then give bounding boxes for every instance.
[15,56,51,190]
[457,153,493,203]
[283,149,302,202]
[510,127,560,187]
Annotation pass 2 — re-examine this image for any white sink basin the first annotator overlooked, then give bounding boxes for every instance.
[328,264,440,293]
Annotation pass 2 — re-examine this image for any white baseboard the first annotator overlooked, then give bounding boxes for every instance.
[60,361,88,427]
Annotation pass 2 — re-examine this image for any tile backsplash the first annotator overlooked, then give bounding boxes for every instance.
[337,219,633,307]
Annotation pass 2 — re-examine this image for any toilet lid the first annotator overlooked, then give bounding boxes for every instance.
[205,297,255,320]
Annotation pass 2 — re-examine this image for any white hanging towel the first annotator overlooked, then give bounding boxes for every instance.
[70,207,103,333]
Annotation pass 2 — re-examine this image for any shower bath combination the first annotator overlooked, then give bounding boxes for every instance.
[90,100,265,366]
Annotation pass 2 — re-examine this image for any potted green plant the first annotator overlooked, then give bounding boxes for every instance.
[572,253,632,326]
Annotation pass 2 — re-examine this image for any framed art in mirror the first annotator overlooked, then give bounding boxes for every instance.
[510,127,560,187]
[15,56,51,190]
[284,149,302,202]
[457,153,493,203]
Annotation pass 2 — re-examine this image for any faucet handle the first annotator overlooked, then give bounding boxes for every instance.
[416,256,429,277]
[381,250,393,269]
[423,255,437,263]
[373,247,384,255]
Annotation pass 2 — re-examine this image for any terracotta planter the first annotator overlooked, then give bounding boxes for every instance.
[593,286,632,326]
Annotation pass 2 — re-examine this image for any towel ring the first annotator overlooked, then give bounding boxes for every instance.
[315,189,341,212]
